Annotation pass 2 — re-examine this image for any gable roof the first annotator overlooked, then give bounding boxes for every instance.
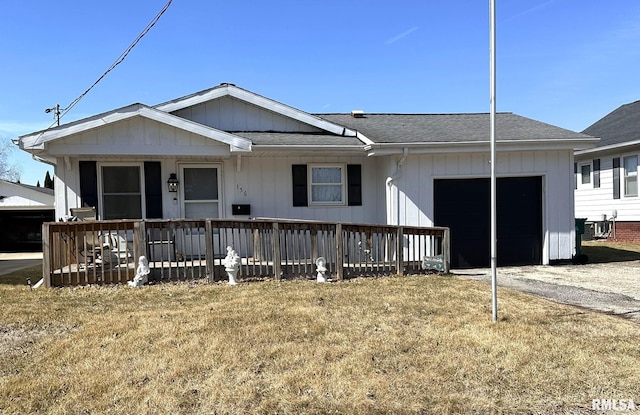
[581,100,640,149]
[19,103,252,153]
[155,83,358,138]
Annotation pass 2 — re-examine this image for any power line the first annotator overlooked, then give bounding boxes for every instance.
[38,0,173,139]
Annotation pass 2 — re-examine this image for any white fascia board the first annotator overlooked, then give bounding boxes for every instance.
[155,84,358,138]
[19,104,252,153]
[365,138,600,156]
[574,138,640,156]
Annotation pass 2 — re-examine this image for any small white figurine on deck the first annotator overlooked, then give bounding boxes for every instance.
[316,256,328,283]
[128,256,150,287]
[224,246,240,285]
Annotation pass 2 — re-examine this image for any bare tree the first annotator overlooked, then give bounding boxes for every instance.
[0,138,21,182]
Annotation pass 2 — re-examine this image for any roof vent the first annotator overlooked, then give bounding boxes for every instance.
[351,110,365,118]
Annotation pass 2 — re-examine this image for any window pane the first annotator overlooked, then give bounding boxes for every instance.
[185,202,219,219]
[103,195,142,219]
[184,168,218,200]
[102,166,140,193]
[625,156,638,175]
[626,177,638,197]
[311,184,342,202]
[581,165,591,184]
[312,167,342,184]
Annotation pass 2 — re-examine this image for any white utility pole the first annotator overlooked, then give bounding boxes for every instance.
[490,0,498,322]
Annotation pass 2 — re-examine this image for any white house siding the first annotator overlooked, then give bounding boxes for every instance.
[575,152,640,222]
[171,96,322,133]
[46,117,230,157]
[388,150,575,264]
[218,155,383,224]
[0,182,53,208]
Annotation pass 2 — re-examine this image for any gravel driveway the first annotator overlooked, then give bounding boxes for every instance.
[453,260,640,323]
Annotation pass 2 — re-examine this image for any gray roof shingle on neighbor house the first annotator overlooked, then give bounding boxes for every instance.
[319,112,593,143]
[582,100,640,148]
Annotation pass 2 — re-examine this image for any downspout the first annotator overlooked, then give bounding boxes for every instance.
[385,148,409,226]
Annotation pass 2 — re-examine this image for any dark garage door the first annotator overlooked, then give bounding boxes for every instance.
[434,177,542,268]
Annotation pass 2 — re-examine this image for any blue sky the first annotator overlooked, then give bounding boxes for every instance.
[2,0,640,185]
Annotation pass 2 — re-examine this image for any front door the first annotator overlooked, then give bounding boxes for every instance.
[180,165,221,219]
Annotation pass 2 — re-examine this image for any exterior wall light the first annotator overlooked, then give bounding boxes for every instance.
[167,173,179,193]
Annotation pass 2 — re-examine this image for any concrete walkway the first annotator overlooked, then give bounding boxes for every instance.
[453,260,640,323]
[0,253,43,276]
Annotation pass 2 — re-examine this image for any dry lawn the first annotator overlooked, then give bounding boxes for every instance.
[1,272,639,415]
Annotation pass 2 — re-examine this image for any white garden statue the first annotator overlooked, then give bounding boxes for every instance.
[316,256,328,283]
[128,256,150,287]
[223,246,241,285]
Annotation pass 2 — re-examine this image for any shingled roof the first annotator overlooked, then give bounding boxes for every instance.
[319,113,594,143]
[582,100,640,148]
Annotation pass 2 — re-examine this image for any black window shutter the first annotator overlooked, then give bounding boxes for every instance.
[79,161,98,212]
[347,164,362,206]
[144,162,163,219]
[292,165,308,206]
[593,159,600,188]
[613,157,620,199]
[574,162,578,190]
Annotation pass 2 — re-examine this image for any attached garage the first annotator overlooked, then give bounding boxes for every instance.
[0,180,55,253]
[434,176,542,268]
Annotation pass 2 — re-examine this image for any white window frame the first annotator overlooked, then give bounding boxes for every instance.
[623,155,638,197]
[308,164,346,206]
[578,162,591,188]
[97,162,145,219]
[179,163,223,219]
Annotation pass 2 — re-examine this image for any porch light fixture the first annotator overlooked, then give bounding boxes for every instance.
[167,173,179,193]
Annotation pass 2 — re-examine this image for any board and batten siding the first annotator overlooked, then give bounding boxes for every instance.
[575,152,640,222]
[388,150,575,264]
[45,117,231,157]
[171,96,323,133]
[219,156,383,224]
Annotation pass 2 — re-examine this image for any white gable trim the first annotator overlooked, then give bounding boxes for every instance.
[155,84,360,139]
[19,104,252,152]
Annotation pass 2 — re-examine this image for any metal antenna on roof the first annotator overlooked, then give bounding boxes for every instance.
[44,104,65,127]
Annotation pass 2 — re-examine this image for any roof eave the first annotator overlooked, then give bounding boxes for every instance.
[575,139,640,156]
[365,138,600,156]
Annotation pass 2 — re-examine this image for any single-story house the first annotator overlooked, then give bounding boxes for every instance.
[0,180,54,252]
[575,100,640,241]
[18,83,597,267]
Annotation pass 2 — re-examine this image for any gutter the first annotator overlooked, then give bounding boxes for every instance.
[386,148,409,226]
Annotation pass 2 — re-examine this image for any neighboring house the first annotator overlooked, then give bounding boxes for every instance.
[575,100,640,241]
[17,83,597,267]
[0,180,54,252]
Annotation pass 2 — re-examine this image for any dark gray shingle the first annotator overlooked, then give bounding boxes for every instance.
[582,100,640,147]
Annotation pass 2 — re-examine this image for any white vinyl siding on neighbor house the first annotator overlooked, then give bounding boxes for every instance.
[575,153,640,222]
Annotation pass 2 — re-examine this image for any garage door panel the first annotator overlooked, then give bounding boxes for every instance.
[434,177,542,268]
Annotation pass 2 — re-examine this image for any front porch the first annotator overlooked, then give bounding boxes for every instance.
[42,218,450,287]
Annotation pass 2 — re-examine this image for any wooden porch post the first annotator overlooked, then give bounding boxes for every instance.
[272,222,281,281]
[133,220,147,264]
[335,223,343,280]
[42,223,52,288]
[442,227,451,273]
[205,220,215,282]
[396,226,404,275]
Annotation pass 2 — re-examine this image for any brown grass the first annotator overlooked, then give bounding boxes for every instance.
[582,240,640,263]
[1,273,639,414]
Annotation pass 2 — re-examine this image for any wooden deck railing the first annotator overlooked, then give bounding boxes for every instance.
[42,218,450,287]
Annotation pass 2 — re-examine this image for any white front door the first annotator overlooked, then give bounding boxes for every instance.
[180,164,221,219]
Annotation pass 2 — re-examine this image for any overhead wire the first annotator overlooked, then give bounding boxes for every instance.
[35,0,172,143]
